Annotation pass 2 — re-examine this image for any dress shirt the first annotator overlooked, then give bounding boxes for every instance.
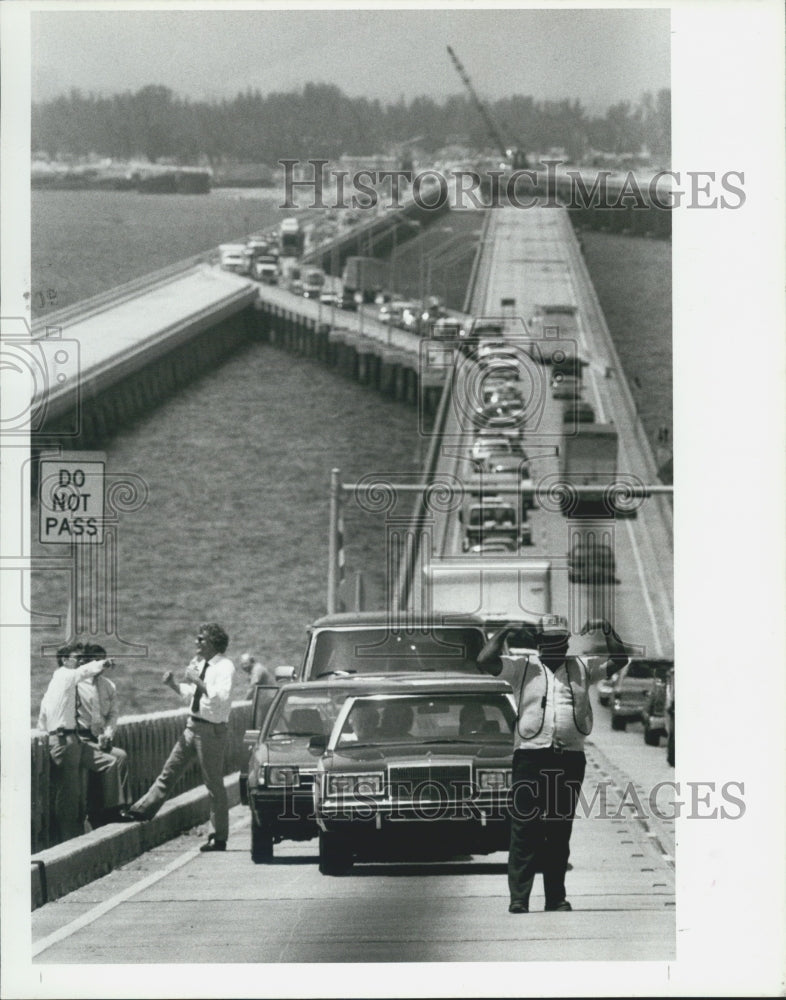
[76,673,119,739]
[502,653,619,751]
[178,653,235,723]
[38,661,108,732]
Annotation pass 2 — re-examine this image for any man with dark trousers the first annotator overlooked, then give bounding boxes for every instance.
[120,622,235,852]
[477,614,631,913]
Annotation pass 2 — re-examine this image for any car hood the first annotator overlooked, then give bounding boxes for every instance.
[324,741,513,767]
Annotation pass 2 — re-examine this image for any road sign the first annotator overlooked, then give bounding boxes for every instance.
[39,453,106,543]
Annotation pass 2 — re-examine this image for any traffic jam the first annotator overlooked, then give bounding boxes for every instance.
[240,610,674,874]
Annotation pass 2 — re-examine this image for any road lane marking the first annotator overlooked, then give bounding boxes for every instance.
[32,816,249,958]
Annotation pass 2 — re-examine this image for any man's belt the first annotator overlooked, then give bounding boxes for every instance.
[49,728,76,736]
[77,728,95,738]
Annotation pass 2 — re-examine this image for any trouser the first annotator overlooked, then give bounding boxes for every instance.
[48,733,82,841]
[130,719,229,841]
[79,740,130,823]
[508,747,586,908]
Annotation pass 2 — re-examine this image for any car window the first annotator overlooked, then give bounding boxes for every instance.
[309,628,485,678]
[336,694,515,746]
[626,663,655,679]
[265,691,343,738]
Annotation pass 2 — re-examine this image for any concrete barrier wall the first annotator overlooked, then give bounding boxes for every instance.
[31,700,251,853]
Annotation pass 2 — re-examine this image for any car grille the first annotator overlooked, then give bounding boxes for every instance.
[388,764,473,800]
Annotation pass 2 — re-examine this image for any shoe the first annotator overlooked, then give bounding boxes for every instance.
[545,900,572,912]
[118,809,146,823]
[508,901,529,914]
[199,835,226,853]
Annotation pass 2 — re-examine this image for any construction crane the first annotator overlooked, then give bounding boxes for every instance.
[446,45,528,170]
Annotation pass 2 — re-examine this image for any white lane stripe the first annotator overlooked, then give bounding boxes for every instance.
[623,515,663,657]
[32,816,249,958]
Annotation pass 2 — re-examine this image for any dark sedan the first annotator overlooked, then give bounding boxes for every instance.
[313,680,517,874]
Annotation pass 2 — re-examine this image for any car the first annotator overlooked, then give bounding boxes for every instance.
[219,243,250,275]
[430,317,465,340]
[461,497,531,548]
[568,537,618,584]
[664,666,675,766]
[313,679,517,874]
[319,290,341,307]
[465,538,518,555]
[471,402,526,430]
[610,659,661,730]
[245,674,472,862]
[551,372,581,400]
[298,612,490,682]
[640,662,674,745]
[563,400,596,424]
[596,674,615,707]
[378,300,415,326]
[469,436,514,466]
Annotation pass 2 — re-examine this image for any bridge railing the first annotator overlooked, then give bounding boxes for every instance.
[30,700,252,853]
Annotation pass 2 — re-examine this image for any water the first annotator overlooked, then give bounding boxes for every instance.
[30,342,429,719]
[29,191,671,720]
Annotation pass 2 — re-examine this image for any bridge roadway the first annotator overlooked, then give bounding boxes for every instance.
[25,203,676,979]
[30,689,674,968]
[421,205,673,660]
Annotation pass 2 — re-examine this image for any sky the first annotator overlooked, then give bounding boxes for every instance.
[31,5,670,113]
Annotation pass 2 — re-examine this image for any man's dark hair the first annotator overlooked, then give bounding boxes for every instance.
[200,622,229,654]
[57,640,84,666]
[82,643,107,661]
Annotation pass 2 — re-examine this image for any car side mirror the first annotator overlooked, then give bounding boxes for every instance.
[308,734,328,754]
[274,665,296,683]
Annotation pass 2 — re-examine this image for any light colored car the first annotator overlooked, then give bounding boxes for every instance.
[610,660,658,730]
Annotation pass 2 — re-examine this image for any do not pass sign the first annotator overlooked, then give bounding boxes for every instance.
[39,454,106,543]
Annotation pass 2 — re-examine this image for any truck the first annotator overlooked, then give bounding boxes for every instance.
[279,217,304,257]
[253,254,279,284]
[558,422,634,518]
[341,256,384,308]
[302,267,326,299]
[423,558,551,632]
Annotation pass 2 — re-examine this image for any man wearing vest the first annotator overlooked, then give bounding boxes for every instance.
[478,614,631,913]
[120,622,235,852]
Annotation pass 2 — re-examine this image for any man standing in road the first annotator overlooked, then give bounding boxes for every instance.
[37,641,116,841]
[76,643,131,826]
[478,614,632,913]
[120,622,235,853]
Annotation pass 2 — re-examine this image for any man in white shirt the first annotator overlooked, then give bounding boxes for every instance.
[478,614,631,914]
[37,641,115,841]
[120,622,235,852]
[76,643,131,826]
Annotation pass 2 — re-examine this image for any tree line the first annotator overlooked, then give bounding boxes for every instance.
[32,83,670,165]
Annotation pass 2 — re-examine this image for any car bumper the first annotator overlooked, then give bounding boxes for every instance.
[250,789,318,839]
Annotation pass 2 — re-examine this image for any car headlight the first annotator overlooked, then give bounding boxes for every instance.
[477,769,512,791]
[326,772,384,797]
[268,766,300,787]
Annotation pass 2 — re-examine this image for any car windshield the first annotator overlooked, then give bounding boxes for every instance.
[309,627,485,678]
[265,690,348,739]
[336,694,515,747]
[626,663,655,679]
